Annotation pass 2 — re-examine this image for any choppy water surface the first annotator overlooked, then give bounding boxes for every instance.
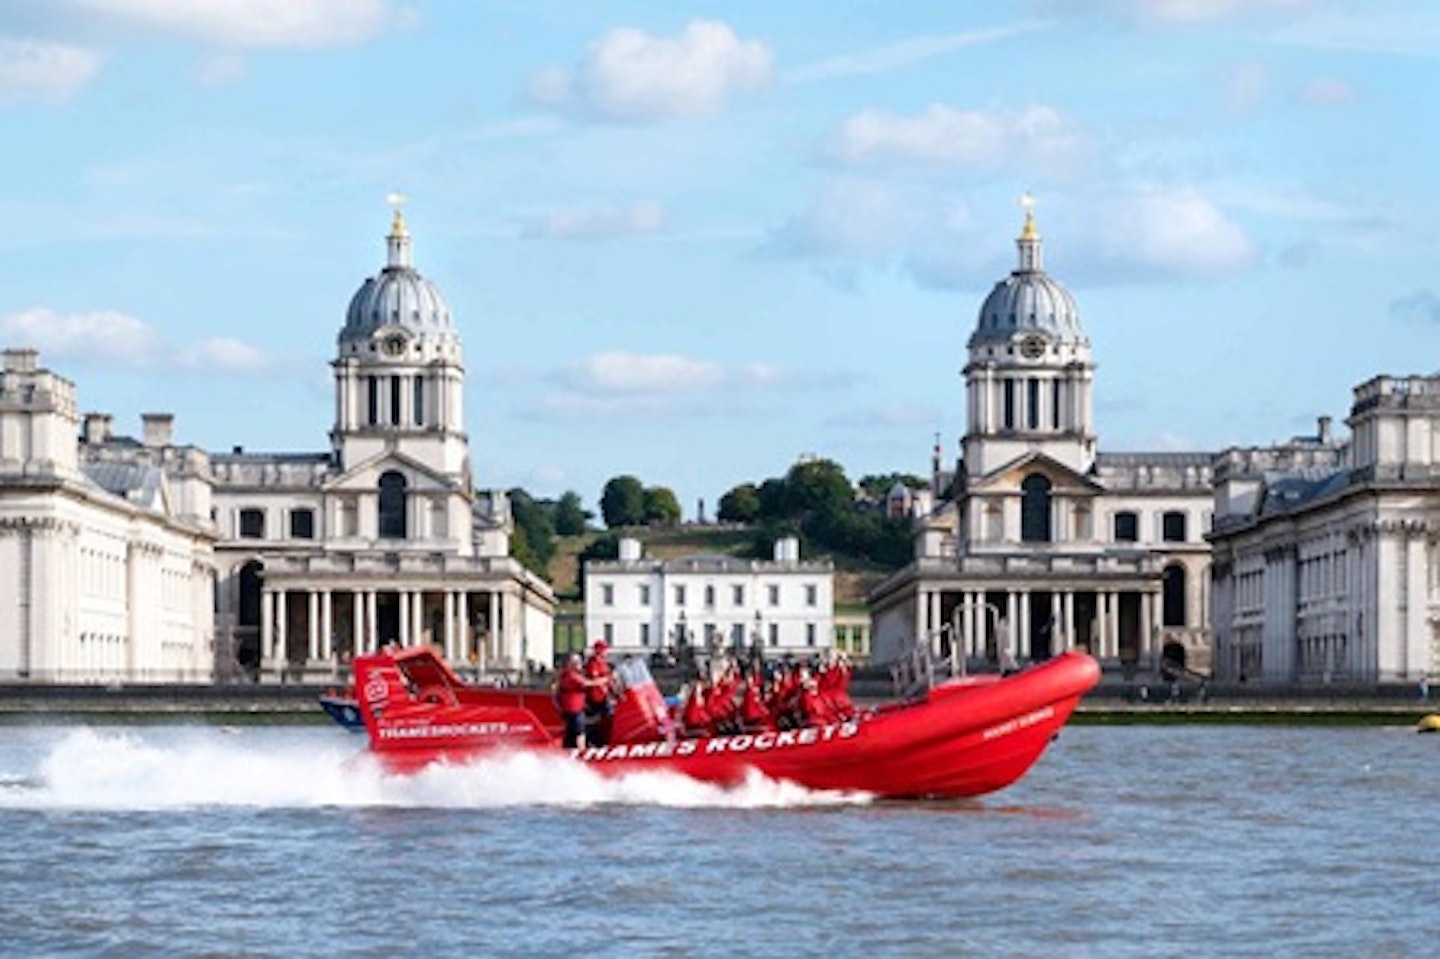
[0,723,1433,958]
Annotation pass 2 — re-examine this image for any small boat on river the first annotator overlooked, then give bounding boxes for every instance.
[348,643,1100,799]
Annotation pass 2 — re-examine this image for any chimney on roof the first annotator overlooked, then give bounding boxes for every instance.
[82,413,113,445]
[3,348,38,373]
[142,413,174,448]
[1318,415,1332,444]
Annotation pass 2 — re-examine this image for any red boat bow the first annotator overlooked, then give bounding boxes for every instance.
[351,646,1100,799]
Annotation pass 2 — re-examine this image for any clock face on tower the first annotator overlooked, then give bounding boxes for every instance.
[382,333,406,357]
[1020,335,1045,359]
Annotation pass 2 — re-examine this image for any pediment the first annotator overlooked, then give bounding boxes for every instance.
[323,449,459,495]
[968,451,1103,495]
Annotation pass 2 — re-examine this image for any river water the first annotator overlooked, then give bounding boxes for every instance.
[0,722,1433,958]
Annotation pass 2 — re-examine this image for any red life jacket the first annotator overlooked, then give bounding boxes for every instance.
[555,667,587,714]
[583,655,612,705]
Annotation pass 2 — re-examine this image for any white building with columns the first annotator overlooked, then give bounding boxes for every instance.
[1211,375,1440,685]
[584,536,834,665]
[0,348,217,682]
[208,207,554,679]
[869,206,1213,674]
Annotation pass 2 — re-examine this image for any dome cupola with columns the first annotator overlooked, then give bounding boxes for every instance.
[331,198,470,480]
[961,196,1096,478]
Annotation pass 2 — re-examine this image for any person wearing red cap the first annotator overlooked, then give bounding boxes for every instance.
[583,639,616,747]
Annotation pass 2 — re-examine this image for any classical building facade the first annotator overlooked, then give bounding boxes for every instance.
[0,349,217,682]
[1,208,554,683]
[584,536,836,665]
[869,207,1213,673]
[209,208,555,679]
[1211,377,1440,684]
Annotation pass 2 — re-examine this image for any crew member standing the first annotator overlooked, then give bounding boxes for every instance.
[584,639,616,747]
[555,653,590,749]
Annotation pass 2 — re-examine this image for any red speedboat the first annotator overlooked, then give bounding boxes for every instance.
[351,645,1100,799]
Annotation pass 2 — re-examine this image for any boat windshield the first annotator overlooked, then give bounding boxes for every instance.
[613,657,655,693]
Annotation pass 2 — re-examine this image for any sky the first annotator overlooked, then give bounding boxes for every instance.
[2,1,1438,519]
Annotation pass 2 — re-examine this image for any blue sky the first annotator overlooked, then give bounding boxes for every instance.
[2,1,1438,518]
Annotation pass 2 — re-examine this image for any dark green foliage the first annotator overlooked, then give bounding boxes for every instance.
[508,488,556,577]
[552,491,592,536]
[643,486,682,525]
[575,532,621,595]
[717,483,761,523]
[600,475,646,528]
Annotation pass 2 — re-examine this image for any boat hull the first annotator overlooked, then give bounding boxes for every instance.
[352,647,1100,799]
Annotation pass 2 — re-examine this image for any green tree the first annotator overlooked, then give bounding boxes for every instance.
[756,477,788,521]
[507,487,556,577]
[717,483,761,523]
[600,475,646,528]
[857,472,929,499]
[784,458,853,518]
[644,485,682,526]
[552,490,592,536]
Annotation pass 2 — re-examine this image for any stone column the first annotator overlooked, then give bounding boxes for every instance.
[366,590,378,650]
[308,591,320,662]
[398,591,410,646]
[321,591,333,662]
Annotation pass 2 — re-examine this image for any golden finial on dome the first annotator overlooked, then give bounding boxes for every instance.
[386,191,409,236]
[1019,191,1039,240]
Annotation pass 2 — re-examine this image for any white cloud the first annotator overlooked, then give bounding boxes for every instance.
[521,201,667,240]
[0,38,101,102]
[1091,188,1260,278]
[0,307,279,372]
[821,104,1085,175]
[785,22,1052,83]
[529,20,773,122]
[175,337,270,373]
[72,0,412,49]
[765,177,920,260]
[565,351,725,394]
[0,307,163,365]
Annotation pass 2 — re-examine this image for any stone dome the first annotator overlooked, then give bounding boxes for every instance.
[968,208,1085,348]
[340,210,453,343]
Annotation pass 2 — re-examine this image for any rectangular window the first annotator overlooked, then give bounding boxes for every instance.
[1052,379,1062,430]
[367,377,379,425]
[768,622,779,647]
[603,623,614,644]
[238,508,265,539]
[731,623,745,647]
[1003,380,1015,430]
[704,585,715,607]
[674,585,686,606]
[639,623,651,647]
[638,584,650,606]
[805,584,817,607]
[806,623,817,647]
[1162,511,1187,543]
[1027,377,1040,430]
[413,377,424,426]
[601,584,614,606]
[289,509,315,540]
[767,584,780,606]
[1114,512,1139,543]
[389,376,402,425]
[732,585,744,606]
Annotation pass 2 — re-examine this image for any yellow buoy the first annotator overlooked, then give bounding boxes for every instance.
[1417,713,1440,734]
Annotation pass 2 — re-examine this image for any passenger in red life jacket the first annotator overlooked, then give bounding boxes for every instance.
[681,679,711,737]
[798,668,835,727]
[583,639,617,747]
[554,653,591,748]
[739,669,774,731]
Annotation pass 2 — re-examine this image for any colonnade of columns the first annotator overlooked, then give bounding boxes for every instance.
[916,585,1161,665]
[259,585,509,671]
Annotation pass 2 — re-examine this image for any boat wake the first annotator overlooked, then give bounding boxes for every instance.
[0,728,872,811]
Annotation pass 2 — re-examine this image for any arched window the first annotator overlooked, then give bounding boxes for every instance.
[378,471,407,539]
[1020,473,1052,543]
[1163,564,1187,627]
